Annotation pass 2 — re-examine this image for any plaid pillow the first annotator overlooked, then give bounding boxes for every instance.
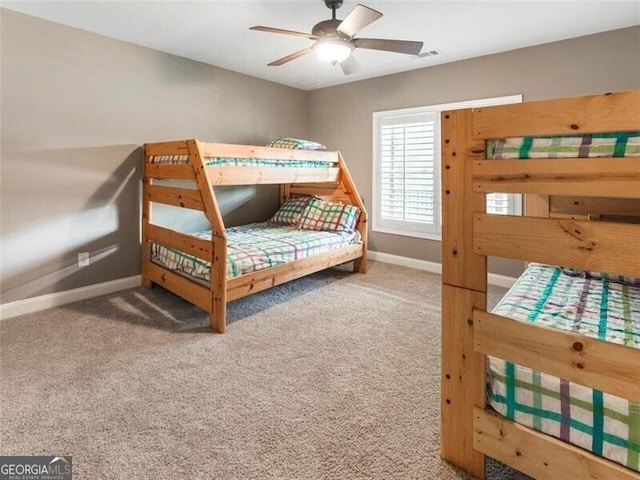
[267,137,327,151]
[268,196,312,226]
[297,197,360,233]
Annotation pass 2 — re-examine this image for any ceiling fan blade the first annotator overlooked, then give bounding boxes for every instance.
[250,26,317,40]
[353,38,423,55]
[339,56,359,76]
[336,4,382,38]
[267,47,314,66]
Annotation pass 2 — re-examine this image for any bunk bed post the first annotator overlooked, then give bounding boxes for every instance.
[186,139,228,333]
[337,153,368,274]
[210,236,227,333]
[141,144,153,288]
[525,194,550,218]
[279,184,291,205]
[440,108,488,479]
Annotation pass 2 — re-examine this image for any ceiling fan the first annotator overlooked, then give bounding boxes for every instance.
[250,0,424,75]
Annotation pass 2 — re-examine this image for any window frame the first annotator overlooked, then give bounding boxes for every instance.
[373,109,440,239]
[372,94,523,241]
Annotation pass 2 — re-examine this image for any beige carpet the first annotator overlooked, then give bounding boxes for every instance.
[0,261,530,479]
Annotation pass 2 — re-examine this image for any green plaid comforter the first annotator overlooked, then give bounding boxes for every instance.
[151,222,359,282]
[151,155,332,168]
[489,263,640,472]
[487,132,640,159]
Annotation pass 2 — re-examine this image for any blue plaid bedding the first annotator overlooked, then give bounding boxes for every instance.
[488,263,640,472]
[151,222,360,281]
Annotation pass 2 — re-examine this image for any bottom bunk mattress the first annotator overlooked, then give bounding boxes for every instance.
[488,263,640,472]
[151,222,360,282]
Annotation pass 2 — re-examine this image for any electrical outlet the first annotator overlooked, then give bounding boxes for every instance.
[78,252,90,267]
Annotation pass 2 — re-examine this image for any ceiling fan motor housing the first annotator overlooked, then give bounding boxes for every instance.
[311,19,346,39]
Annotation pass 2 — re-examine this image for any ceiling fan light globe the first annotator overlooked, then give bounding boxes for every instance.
[315,40,353,63]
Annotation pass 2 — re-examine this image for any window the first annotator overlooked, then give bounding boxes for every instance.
[372,95,523,240]
[375,111,439,237]
[486,192,522,216]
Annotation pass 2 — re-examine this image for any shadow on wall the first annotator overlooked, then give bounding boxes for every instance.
[151,183,281,233]
[0,143,284,306]
[0,145,141,304]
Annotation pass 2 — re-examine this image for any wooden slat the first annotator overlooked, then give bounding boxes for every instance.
[145,184,204,210]
[146,224,213,262]
[473,158,640,198]
[473,90,640,138]
[441,109,488,292]
[199,142,339,163]
[551,196,640,218]
[441,285,486,479]
[473,311,640,402]
[145,164,195,180]
[549,212,591,221]
[145,140,190,157]
[473,408,640,480]
[226,245,363,301]
[144,262,211,312]
[473,214,640,277]
[289,184,350,203]
[205,166,340,185]
[289,182,340,189]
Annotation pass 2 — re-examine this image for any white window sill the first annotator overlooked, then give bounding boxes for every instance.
[372,226,441,241]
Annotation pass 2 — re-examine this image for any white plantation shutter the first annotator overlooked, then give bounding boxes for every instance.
[373,94,522,240]
[375,111,439,237]
[487,193,522,215]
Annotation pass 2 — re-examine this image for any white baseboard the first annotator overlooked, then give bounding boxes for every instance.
[368,251,516,288]
[0,253,515,320]
[0,275,141,320]
[368,251,443,274]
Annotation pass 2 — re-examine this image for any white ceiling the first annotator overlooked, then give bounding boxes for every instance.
[3,1,639,91]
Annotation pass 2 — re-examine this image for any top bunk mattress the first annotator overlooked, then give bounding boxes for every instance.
[150,155,334,168]
[487,131,640,159]
[151,222,360,283]
[488,263,640,472]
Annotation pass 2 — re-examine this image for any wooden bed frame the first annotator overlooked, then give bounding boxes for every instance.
[440,90,640,479]
[142,139,367,333]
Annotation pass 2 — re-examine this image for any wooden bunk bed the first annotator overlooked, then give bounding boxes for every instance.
[440,90,640,479]
[142,139,367,333]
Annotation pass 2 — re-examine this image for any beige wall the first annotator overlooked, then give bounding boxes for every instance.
[2,8,639,304]
[309,26,640,277]
[0,9,309,303]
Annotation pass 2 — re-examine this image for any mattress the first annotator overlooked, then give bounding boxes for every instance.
[487,132,640,159]
[150,155,333,168]
[151,222,360,282]
[488,263,640,472]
